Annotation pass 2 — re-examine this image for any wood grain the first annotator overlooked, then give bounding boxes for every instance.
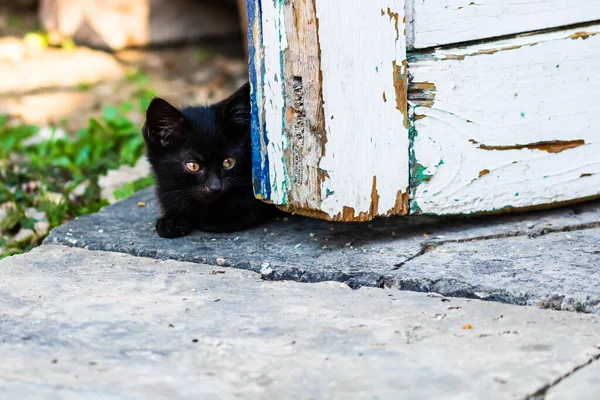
[407,0,600,49]
[409,25,600,214]
[251,0,410,221]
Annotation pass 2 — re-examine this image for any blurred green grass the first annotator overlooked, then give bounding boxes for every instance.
[0,71,157,259]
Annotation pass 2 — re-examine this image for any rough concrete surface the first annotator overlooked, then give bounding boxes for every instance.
[1,246,599,400]
[386,228,600,314]
[546,357,600,400]
[46,189,600,312]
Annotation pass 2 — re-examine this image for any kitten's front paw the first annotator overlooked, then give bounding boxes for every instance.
[156,215,193,238]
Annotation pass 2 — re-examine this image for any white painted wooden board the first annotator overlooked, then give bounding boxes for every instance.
[409,26,600,215]
[250,0,410,221]
[407,0,600,49]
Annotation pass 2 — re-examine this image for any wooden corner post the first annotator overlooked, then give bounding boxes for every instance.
[248,0,410,221]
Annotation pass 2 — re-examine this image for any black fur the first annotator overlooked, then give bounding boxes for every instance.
[143,83,278,238]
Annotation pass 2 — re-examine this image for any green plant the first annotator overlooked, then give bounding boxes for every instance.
[0,70,156,259]
[113,176,155,201]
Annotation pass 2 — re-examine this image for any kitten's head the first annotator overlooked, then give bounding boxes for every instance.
[143,83,251,205]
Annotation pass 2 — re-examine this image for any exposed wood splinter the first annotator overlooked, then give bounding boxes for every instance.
[408,81,436,107]
[469,139,585,154]
[370,176,380,216]
[393,60,409,127]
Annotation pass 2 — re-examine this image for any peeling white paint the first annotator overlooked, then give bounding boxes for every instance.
[410,25,600,214]
[260,0,289,204]
[255,0,409,220]
[252,1,598,219]
[315,0,409,219]
[408,0,600,49]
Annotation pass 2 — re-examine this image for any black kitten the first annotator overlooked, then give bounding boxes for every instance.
[143,83,277,238]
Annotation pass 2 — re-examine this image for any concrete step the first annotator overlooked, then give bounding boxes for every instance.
[1,245,598,399]
[46,188,600,314]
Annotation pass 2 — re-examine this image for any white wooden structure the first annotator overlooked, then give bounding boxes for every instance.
[248,0,600,221]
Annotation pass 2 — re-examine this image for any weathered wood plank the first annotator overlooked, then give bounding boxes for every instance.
[407,0,600,49]
[249,0,410,221]
[408,26,600,215]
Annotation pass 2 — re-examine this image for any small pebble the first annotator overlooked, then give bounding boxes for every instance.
[295,243,302,249]
[260,262,273,276]
[310,232,315,237]
[216,257,226,266]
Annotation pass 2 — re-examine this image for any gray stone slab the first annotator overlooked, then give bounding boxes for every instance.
[1,246,599,400]
[45,188,600,291]
[385,228,600,314]
[546,358,600,400]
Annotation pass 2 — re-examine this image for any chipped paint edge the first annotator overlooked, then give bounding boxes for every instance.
[407,24,600,215]
[248,0,271,200]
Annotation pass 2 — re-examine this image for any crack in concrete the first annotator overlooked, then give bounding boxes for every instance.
[524,349,600,400]
[374,220,600,313]
[382,275,531,305]
[393,242,437,269]
[391,220,600,270]
[529,221,600,238]
[432,220,600,246]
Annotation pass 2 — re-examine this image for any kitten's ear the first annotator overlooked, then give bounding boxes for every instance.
[221,83,250,127]
[143,98,184,147]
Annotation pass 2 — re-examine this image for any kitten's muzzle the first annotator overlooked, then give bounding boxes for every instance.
[194,182,224,203]
[207,179,223,193]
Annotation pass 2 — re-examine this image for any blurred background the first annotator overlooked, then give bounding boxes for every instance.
[0,0,248,258]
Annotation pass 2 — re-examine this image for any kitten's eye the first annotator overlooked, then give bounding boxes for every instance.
[184,162,201,173]
[222,157,236,170]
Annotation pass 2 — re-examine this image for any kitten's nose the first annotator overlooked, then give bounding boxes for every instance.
[207,179,222,193]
